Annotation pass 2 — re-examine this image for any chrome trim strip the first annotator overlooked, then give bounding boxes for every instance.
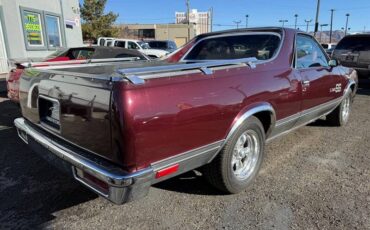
[268,80,355,143]
[226,103,276,142]
[151,140,224,171]
[275,112,300,128]
[117,58,256,79]
[14,117,153,187]
[267,100,340,143]
[23,57,144,69]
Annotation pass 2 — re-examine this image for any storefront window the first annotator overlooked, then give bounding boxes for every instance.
[45,15,62,48]
[22,11,44,47]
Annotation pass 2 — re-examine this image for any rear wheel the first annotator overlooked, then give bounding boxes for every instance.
[203,116,265,193]
[327,90,352,126]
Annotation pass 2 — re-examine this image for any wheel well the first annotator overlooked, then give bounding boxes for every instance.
[253,111,272,134]
[350,84,355,93]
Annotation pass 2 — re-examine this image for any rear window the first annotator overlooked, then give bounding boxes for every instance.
[115,41,126,48]
[336,36,370,51]
[68,48,95,59]
[184,34,281,61]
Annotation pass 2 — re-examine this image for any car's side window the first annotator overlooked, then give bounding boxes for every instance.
[128,41,139,50]
[296,35,328,69]
[115,41,126,48]
[184,34,281,61]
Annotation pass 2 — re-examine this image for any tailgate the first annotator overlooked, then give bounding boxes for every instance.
[357,51,370,69]
[18,67,116,163]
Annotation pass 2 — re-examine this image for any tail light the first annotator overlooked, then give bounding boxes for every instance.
[155,164,179,179]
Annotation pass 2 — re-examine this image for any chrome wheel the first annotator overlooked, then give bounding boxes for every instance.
[231,130,260,180]
[341,96,351,122]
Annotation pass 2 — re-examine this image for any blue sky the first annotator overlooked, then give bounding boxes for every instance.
[81,0,370,32]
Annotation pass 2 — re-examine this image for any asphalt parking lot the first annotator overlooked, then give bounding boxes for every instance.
[0,80,369,229]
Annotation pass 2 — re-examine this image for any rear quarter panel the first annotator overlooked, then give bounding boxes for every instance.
[112,64,300,171]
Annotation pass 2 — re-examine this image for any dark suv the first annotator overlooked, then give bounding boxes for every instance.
[145,40,178,53]
[332,34,370,78]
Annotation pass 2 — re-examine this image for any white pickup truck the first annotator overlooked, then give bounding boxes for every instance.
[98,37,169,58]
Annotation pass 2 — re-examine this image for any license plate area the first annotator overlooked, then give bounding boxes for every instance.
[38,95,61,132]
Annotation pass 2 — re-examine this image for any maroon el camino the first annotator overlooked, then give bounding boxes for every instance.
[14,28,358,204]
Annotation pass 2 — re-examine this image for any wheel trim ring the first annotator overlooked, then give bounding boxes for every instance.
[342,96,351,122]
[231,130,260,180]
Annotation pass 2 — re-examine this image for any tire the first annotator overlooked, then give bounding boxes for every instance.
[326,89,352,126]
[203,116,265,194]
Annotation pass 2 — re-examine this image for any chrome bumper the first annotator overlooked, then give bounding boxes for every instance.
[14,118,154,204]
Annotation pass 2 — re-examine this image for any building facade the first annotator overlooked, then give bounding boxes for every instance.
[175,9,211,36]
[117,23,196,47]
[0,0,83,73]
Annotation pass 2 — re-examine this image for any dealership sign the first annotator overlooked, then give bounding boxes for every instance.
[23,11,43,46]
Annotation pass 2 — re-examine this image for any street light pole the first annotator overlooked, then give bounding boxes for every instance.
[279,19,288,28]
[233,20,241,29]
[305,19,312,32]
[344,13,350,36]
[186,0,190,42]
[329,9,335,43]
[245,14,249,28]
[320,24,328,43]
[294,14,298,29]
[313,0,321,38]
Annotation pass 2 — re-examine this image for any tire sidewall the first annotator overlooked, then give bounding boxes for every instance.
[221,116,265,193]
[339,91,352,126]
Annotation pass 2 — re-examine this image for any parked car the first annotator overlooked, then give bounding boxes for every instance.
[145,40,178,53]
[332,34,370,78]
[106,38,169,58]
[6,46,149,103]
[15,28,358,205]
[97,37,115,46]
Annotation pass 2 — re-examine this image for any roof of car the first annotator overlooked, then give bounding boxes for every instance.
[343,33,370,37]
[91,46,148,59]
[194,27,300,40]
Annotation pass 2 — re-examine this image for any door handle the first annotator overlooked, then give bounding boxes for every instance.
[302,80,310,87]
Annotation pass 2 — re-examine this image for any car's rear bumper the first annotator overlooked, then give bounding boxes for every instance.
[14,117,154,204]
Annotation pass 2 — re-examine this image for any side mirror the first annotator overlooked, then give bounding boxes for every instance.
[328,59,338,67]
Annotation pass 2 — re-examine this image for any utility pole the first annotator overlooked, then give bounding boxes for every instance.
[305,19,312,32]
[294,14,298,29]
[209,7,213,32]
[245,14,249,28]
[186,0,190,42]
[313,0,321,38]
[320,24,328,43]
[329,9,335,43]
[279,19,288,28]
[344,13,350,36]
[233,20,241,29]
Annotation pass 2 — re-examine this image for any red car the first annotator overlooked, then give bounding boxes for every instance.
[15,28,357,204]
[6,46,148,102]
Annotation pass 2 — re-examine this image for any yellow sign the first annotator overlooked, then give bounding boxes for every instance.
[23,11,43,45]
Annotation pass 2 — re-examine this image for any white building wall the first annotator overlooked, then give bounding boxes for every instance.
[175,9,211,35]
[0,0,82,60]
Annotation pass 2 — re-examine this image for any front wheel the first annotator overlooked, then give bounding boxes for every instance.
[327,89,353,126]
[203,116,265,194]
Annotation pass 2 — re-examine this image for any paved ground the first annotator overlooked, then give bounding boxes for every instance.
[0,81,369,229]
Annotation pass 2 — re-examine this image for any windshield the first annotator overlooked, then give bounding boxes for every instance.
[137,41,150,49]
